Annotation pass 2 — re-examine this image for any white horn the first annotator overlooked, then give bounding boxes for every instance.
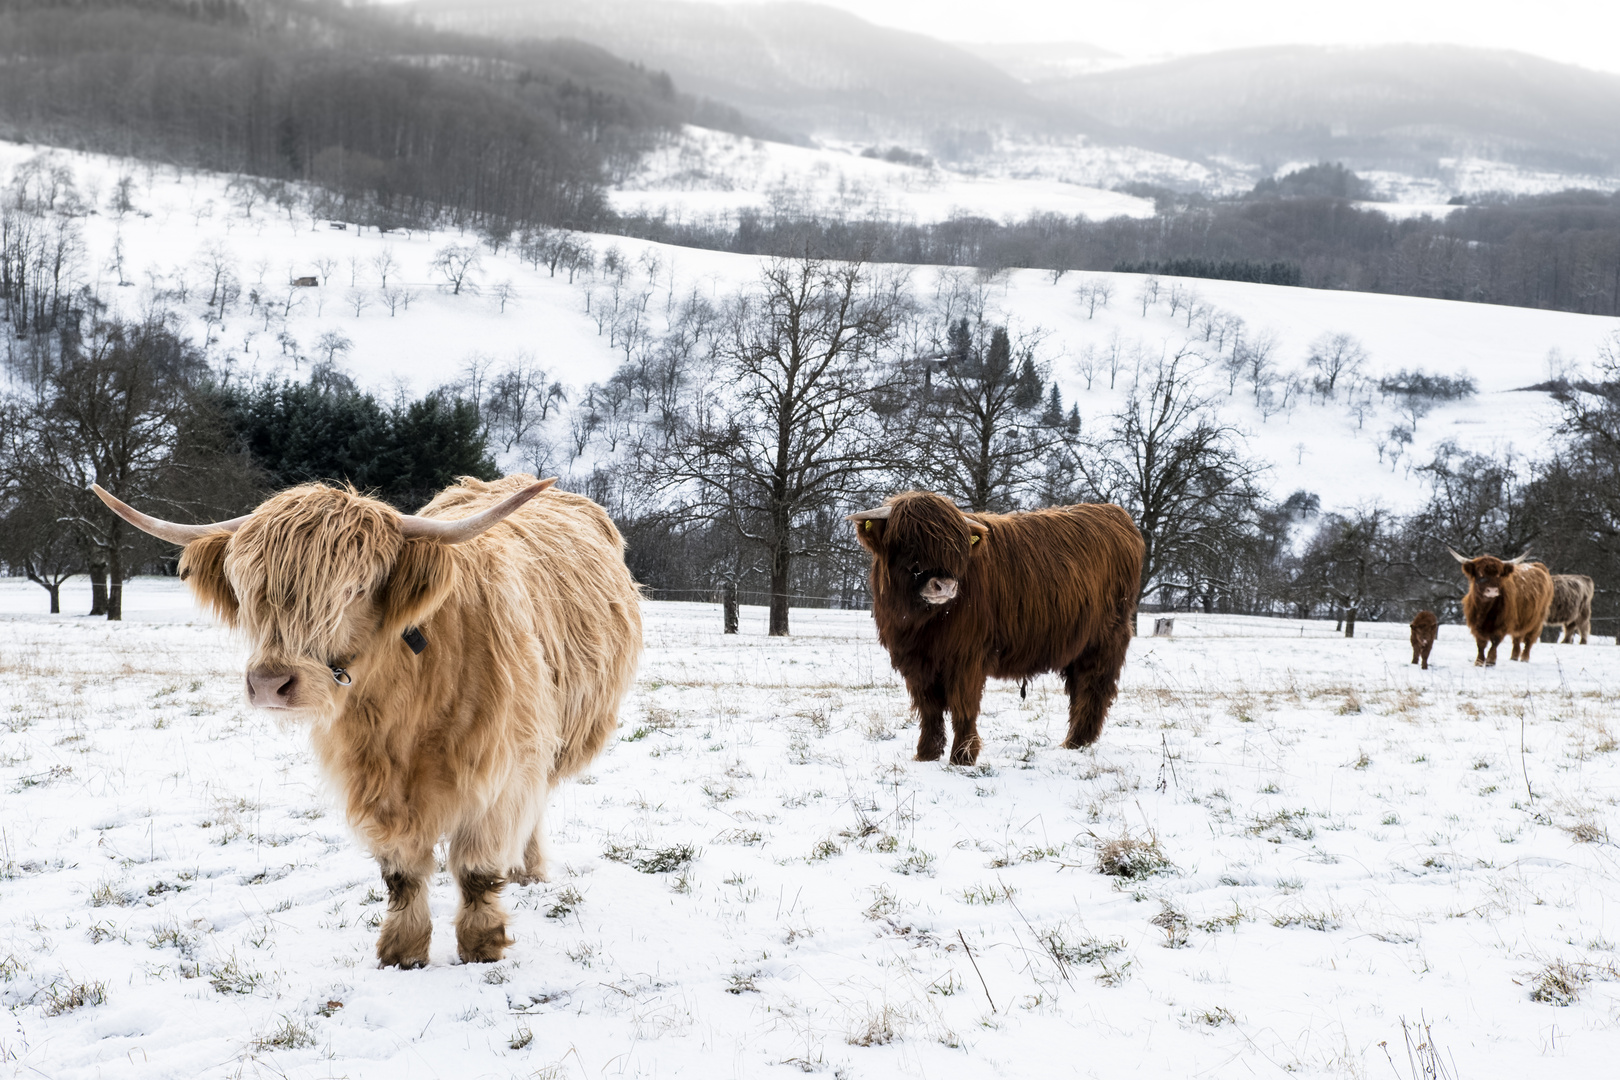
[399,478,555,543]
[1447,547,1471,564]
[1508,551,1533,564]
[91,484,250,545]
[845,505,893,522]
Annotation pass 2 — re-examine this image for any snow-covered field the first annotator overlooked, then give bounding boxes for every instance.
[610,126,1158,224]
[1,579,1617,1078]
[5,140,1618,516]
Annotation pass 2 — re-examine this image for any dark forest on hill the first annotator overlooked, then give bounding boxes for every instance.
[0,0,752,228]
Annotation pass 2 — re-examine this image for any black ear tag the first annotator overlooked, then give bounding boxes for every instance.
[402,627,428,655]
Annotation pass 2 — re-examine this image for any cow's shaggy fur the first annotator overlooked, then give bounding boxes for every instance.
[1457,555,1553,666]
[1545,573,1594,644]
[854,491,1143,765]
[177,475,641,967]
[1409,610,1438,670]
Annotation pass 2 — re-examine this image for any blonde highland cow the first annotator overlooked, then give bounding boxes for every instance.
[94,475,642,968]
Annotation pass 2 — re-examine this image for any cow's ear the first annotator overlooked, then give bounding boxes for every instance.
[178,532,238,626]
[1460,559,1477,579]
[854,517,886,555]
[1500,562,1515,576]
[381,539,458,635]
[964,516,989,555]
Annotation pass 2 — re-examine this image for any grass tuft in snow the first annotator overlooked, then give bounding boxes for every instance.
[209,954,263,995]
[1095,831,1173,879]
[42,978,108,1016]
[633,844,697,874]
[1528,960,1591,1005]
[251,1014,317,1051]
[847,1002,907,1046]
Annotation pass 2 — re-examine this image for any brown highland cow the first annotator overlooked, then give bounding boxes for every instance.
[850,491,1144,766]
[93,475,642,968]
[1545,573,1595,644]
[1409,610,1438,670]
[1449,549,1553,666]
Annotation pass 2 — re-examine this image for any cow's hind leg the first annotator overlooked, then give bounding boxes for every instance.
[509,795,551,887]
[376,849,435,969]
[1062,618,1132,749]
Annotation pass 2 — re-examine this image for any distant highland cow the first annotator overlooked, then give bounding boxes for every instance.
[1545,573,1594,644]
[1409,610,1438,670]
[850,491,1143,765]
[1450,550,1553,666]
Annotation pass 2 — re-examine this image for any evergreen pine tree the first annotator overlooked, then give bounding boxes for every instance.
[1042,382,1064,426]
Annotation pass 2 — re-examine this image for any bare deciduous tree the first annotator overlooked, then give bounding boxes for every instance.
[432,245,481,295]
[1079,347,1265,603]
[649,257,908,635]
[1306,332,1367,399]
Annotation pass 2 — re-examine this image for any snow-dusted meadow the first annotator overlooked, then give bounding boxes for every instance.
[1,579,1617,1078]
[5,139,1619,516]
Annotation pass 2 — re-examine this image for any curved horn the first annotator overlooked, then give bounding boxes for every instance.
[398,478,555,543]
[1447,547,1471,565]
[1508,551,1533,564]
[845,505,893,523]
[91,484,250,545]
[963,515,989,540]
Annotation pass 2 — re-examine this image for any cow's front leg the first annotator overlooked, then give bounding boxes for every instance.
[908,675,947,762]
[1517,635,1535,662]
[454,867,512,963]
[449,826,517,963]
[1473,635,1488,667]
[1486,637,1501,666]
[376,851,434,969]
[945,670,985,766]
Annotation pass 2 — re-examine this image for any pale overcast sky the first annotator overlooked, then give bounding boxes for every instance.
[722,0,1620,74]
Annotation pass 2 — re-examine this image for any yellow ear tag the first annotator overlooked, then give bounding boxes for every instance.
[971,534,979,545]
[864,520,872,531]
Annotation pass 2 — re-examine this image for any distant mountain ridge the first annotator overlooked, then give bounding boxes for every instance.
[409,0,1074,149]
[1029,44,1620,176]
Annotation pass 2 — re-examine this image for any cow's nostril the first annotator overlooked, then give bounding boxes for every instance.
[246,669,298,709]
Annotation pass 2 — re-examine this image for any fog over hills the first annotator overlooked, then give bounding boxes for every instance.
[409,0,1077,148]
[416,1,1620,188]
[1019,44,1620,178]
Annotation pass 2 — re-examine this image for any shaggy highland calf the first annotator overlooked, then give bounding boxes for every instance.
[1545,573,1595,644]
[93,475,642,968]
[1450,549,1553,667]
[1409,610,1438,670]
[850,491,1144,765]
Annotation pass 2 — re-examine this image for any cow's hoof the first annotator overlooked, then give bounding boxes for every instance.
[948,744,980,767]
[456,925,512,964]
[376,922,431,970]
[509,868,548,887]
[376,942,429,970]
[914,743,945,762]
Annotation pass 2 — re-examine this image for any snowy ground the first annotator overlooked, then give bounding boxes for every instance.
[1,578,1617,1078]
[609,127,1158,224]
[3,140,1619,516]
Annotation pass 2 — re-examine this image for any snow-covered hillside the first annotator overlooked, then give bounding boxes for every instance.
[1,580,1616,1078]
[611,126,1159,223]
[3,141,1618,514]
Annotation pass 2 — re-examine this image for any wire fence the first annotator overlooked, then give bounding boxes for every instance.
[639,586,871,610]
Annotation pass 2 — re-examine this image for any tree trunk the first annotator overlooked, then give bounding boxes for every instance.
[107,546,124,621]
[1343,606,1357,639]
[723,580,739,634]
[89,561,108,616]
[47,584,60,615]
[768,543,790,637]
